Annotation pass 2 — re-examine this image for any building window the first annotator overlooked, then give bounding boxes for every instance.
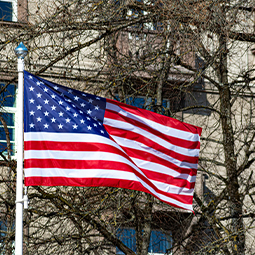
[0,220,15,254]
[116,228,172,255]
[127,0,163,40]
[0,0,17,22]
[0,83,17,158]
[116,95,170,114]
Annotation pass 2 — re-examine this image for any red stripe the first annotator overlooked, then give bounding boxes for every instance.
[25,158,195,189]
[122,146,197,175]
[25,158,137,172]
[24,140,194,189]
[104,125,199,164]
[140,169,195,189]
[25,157,193,198]
[106,98,202,135]
[105,109,200,150]
[24,177,192,210]
[25,140,121,152]
[25,153,193,203]
[24,177,193,206]
[24,140,134,163]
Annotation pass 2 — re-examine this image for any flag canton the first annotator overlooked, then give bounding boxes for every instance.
[24,71,109,138]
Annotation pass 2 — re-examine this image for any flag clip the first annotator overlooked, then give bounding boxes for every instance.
[15,187,29,209]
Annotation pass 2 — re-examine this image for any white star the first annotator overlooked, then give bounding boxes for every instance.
[72,104,76,108]
[54,86,59,90]
[87,109,92,115]
[68,89,73,94]
[51,117,56,123]
[59,100,63,105]
[29,99,35,104]
[37,93,42,98]
[51,105,56,110]
[80,103,85,107]
[29,75,33,79]
[44,111,49,116]
[73,113,78,117]
[43,88,48,92]
[36,81,41,86]
[96,97,100,100]
[82,93,87,97]
[73,124,78,129]
[79,110,83,114]
[86,117,91,120]
[65,118,71,123]
[29,86,34,91]
[29,111,35,116]
[88,98,93,103]
[66,106,70,111]
[74,96,79,101]
[66,99,71,102]
[95,105,99,110]
[37,105,42,110]
[98,122,102,126]
[37,117,42,122]
[59,112,64,117]
[80,119,85,124]
[58,124,63,129]
[100,130,104,133]
[93,116,98,121]
[44,124,49,129]
[44,99,49,104]
[93,123,97,127]
[51,94,56,99]
[29,123,35,128]
[87,125,92,130]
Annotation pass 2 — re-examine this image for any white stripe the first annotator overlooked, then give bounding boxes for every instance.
[25,168,193,211]
[25,167,192,196]
[140,179,193,211]
[132,158,196,183]
[25,168,138,179]
[25,149,195,183]
[24,149,154,184]
[25,132,194,210]
[111,135,198,169]
[104,118,200,157]
[25,150,134,165]
[25,132,112,143]
[151,180,194,196]
[106,102,200,142]
[25,132,129,156]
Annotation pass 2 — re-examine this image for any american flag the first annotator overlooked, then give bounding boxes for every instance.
[24,71,202,211]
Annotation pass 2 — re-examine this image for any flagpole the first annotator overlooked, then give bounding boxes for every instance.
[14,42,28,255]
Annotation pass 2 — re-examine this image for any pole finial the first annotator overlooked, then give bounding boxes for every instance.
[15,42,28,59]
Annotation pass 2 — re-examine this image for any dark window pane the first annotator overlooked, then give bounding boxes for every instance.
[0,1,12,21]
[0,84,16,107]
[117,228,172,254]
[0,142,14,156]
[116,228,136,254]
[0,126,14,141]
[149,230,172,253]
[126,97,145,109]
[0,112,15,126]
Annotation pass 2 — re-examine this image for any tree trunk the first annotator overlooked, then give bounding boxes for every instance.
[218,33,245,254]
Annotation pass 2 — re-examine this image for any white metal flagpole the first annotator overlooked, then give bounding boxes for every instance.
[14,42,28,255]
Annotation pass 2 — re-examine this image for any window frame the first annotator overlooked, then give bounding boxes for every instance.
[115,94,170,114]
[0,83,18,159]
[116,227,173,255]
[0,0,18,22]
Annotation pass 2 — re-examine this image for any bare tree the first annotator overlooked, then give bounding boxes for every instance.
[1,0,255,254]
